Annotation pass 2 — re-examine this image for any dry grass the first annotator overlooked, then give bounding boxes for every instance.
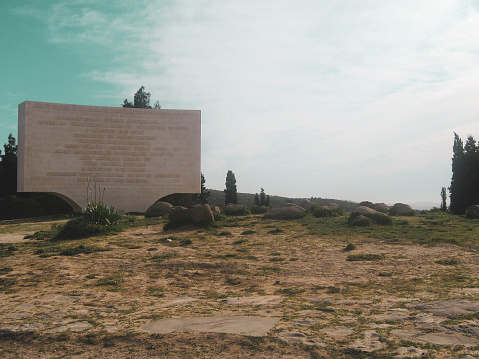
[0,211,478,358]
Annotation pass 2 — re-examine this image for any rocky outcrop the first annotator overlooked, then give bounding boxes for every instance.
[168,205,214,225]
[223,204,249,216]
[264,203,305,220]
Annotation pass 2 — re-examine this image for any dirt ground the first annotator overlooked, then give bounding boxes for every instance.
[1,215,479,358]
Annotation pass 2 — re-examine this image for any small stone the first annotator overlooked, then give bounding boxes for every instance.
[68,321,93,332]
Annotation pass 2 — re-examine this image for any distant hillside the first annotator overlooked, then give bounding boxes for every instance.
[206,189,358,212]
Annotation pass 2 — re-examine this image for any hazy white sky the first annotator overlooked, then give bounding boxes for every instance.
[2,0,479,205]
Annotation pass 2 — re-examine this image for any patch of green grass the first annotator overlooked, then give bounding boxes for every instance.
[435,258,459,266]
[150,253,178,261]
[267,228,284,234]
[241,230,256,235]
[146,286,167,297]
[346,253,385,261]
[218,230,233,236]
[257,266,281,272]
[0,244,16,257]
[35,244,109,257]
[95,275,124,288]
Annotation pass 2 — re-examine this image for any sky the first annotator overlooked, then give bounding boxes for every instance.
[2,0,479,207]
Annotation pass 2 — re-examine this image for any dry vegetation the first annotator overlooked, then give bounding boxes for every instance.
[1,211,479,358]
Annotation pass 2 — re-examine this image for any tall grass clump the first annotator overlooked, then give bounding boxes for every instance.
[84,181,122,226]
[55,182,122,240]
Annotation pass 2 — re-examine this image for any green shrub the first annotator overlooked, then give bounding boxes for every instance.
[344,243,356,251]
[54,216,109,240]
[250,205,269,214]
[224,205,250,216]
[307,204,344,218]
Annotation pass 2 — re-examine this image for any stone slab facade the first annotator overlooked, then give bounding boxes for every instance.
[18,101,201,213]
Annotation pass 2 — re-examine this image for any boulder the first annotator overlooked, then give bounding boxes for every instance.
[190,204,214,223]
[373,203,389,213]
[264,203,305,220]
[297,199,314,210]
[358,201,375,210]
[351,206,378,219]
[325,203,340,210]
[349,215,371,226]
[145,201,173,218]
[209,205,221,213]
[358,201,389,213]
[390,203,414,216]
[168,206,191,223]
[466,205,479,219]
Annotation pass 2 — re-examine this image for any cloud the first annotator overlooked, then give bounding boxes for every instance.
[13,0,479,202]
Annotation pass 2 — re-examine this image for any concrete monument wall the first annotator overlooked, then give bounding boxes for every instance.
[18,101,201,213]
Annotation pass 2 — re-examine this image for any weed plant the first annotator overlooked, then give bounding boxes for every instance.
[85,182,122,226]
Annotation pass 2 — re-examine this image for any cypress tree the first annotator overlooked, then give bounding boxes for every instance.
[449,133,479,214]
[224,170,238,205]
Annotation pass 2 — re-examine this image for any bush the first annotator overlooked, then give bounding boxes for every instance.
[307,204,344,218]
[250,205,269,214]
[55,216,110,240]
[224,205,250,216]
[0,195,45,219]
[85,183,121,226]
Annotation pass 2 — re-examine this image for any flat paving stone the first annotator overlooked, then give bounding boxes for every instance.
[349,330,385,352]
[221,295,282,305]
[390,329,423,339]
[4,312,31,319]
[370,309,411,322]
[160,296,198,307]
[0,323,44,333]
[321,326,354,338]
[39,295,82,303]
[395,346,427,358]
[408,300,479,318]
[414,332,478,347]
[278,331,324,346]
[140,316,280,336]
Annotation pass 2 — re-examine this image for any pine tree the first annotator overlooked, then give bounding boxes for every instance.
[224,170,238,205]
[254,193,260,205]
[198,173,211,204]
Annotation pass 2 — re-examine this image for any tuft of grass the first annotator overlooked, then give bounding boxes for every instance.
[95,275,124,287]
[218,230,233,236]
[344,243,356,251]
[346,253,385,261]
[241,230,256,235]
[257,266,281,272]
[151,253,178,261]
[267,228,284,234]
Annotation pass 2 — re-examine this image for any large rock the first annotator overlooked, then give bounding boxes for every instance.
[168,206,191,223]
[351,206,378,218]
[297,199,314,209]
[264,203,305,220]
[358,201,389,213]
[145,201,173,218]
[466,205,479,219]
[190,204,214,223]
[390,203,414,216]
